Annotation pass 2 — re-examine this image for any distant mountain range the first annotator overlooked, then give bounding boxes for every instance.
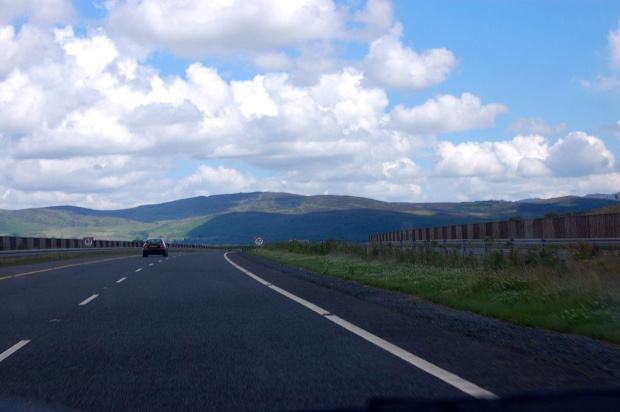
[584,193,620,201]
[0,192,618,245]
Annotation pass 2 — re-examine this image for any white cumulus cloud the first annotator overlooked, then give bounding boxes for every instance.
[105,0,347,57]
[310,68,388,132]
[180,165,257,196]
[363,23,457,91]
[582,18,620,90]
[382,158,421,180]
[433,132,616,181]
[435,141,507,178]
[0,21,428,208]
[609,19,620,71]
[0,4,617,210]
[546,132,615,177]
[434,135,549,178]
[231,76,279,119]
[352,0,393,41]
[0,24,63,79]
[57,27,118,76]
[390,93,508,134]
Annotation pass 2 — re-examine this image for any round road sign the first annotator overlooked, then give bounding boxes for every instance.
[83,237,94,247]
[254,236,265,247]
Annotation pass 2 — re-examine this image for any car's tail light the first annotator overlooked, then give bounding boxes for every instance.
[143,245,148,249]
[159,244,164,248]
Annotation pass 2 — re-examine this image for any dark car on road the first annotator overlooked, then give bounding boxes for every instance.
[142,238,168,257]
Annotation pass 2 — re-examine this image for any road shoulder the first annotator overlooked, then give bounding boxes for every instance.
[228,251,620,394]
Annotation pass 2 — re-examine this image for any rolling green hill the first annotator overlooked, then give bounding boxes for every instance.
[185,209,489,245]
[0,192,617,245]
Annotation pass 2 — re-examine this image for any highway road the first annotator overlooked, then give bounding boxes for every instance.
[0,251,619,411]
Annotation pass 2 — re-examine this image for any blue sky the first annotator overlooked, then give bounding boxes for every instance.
[0,0,619,209]
[397,1,620,139]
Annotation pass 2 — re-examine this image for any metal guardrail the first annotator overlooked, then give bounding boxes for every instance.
[366,238,620,258]
[0,248,138,258]
[0,235,220,256]
[364,238,620,247]
[0,246,222,259]
[376,238,620,246]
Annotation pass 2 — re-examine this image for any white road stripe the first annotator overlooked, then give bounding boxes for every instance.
[135,268,142,272]
[116,277,126,283]
[224,252,498,400]
[326,316,497,399]
[79,294,99,306]
[149,263,154,267]
[0,340,30,363]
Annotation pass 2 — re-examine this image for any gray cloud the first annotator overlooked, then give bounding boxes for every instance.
[0,0,74,25]
[506,117,567,138]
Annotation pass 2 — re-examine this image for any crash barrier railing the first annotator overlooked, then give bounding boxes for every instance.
[365,238,620,257]
[0,235,218,254]
[0,247,143,259]
[369,213,620,243]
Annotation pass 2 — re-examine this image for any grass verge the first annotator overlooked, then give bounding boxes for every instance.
[0,247,210,268]
[252,245,620,344]
[0,250,139,268]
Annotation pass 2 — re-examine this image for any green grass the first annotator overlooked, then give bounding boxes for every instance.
[252,247,620,344]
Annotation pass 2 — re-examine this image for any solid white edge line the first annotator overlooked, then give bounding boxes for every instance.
[223,252,498,400]
[326,316,498,399]
[0,340,30,363]
[79,294,99,306]
[116,277,126,283]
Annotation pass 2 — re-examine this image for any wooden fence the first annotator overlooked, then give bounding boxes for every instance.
[369,213,620,243]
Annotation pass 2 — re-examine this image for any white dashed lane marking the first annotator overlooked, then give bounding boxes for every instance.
[79,294,99,306]
[116,277,126,283]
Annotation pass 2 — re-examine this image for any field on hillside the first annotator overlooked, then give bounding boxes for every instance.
[0,208,211,241]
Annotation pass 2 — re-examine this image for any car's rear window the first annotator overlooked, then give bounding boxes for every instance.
[147,239,163,245]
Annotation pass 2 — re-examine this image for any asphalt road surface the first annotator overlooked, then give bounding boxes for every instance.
[0,251,618,411]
